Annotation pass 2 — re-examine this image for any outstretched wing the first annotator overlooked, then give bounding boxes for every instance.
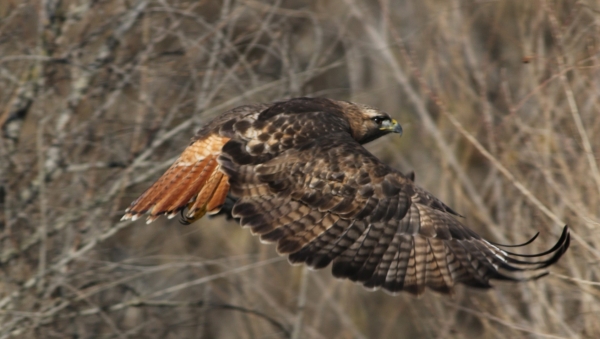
[219,132,570,295]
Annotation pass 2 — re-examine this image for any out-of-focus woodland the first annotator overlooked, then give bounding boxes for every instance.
[1,0,599,338]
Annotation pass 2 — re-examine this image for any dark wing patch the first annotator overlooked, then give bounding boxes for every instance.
[220,131,570,295]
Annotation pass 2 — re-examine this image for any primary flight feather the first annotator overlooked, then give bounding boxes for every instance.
[122,97,569,295]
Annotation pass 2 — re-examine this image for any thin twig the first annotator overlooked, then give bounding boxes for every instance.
[291,266,309,339]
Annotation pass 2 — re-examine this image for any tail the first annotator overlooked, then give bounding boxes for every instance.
[121,135,231,224]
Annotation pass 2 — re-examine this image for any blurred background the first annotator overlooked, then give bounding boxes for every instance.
[1,0,599,338]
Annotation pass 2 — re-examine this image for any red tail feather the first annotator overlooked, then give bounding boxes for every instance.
[122,135,230,223]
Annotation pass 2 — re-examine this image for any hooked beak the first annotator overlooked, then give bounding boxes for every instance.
[380,119,403,136]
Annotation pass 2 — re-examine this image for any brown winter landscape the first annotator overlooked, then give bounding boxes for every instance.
[1,0,599,338]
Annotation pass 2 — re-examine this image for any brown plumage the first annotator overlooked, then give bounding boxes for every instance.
[122,97,570,295]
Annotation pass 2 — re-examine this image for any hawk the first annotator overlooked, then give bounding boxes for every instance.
[122,97,569,295]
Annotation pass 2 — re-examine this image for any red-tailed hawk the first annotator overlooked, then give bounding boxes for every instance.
[122,97,569,295]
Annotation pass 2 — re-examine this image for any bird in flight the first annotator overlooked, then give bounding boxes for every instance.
[122,97,569,295]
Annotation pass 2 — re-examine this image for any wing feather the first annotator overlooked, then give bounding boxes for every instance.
[220,130,570,295]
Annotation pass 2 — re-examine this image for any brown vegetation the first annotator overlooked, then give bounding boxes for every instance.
[1,0,599,338]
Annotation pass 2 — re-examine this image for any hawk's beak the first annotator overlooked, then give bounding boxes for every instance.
[380,119,403,136]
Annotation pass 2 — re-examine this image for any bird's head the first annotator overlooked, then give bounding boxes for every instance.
[340,101,402,144]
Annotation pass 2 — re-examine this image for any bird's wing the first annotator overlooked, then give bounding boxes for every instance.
[219,131,569,295]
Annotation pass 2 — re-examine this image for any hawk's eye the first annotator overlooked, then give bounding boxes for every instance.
[372,116,388,125]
